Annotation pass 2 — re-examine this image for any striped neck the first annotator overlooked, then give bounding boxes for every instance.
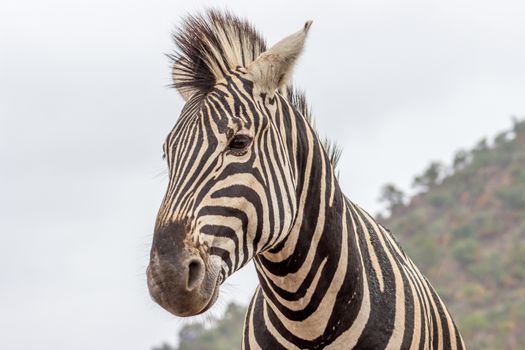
[242,91,465,349]
[252,96,365,343]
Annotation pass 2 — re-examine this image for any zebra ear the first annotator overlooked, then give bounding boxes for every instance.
[248,21,312,94]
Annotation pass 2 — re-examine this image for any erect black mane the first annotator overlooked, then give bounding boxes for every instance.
[170,9,341,167]
[170,9,266,99]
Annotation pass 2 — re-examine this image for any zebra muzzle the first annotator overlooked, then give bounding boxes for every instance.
[146,248,220,316]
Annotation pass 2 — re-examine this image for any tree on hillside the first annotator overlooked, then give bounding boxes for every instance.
[512,116,525,134]
[412,161,444,191]
[472,137,489,154]
[379,184,405,213]
[453,150,469,171]
[512,116,525,143]
[494,131,509,147]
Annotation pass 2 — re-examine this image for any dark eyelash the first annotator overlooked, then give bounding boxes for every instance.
[228,135,252,150]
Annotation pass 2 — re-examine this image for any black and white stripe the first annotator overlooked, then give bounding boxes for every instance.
[149,10,466,349]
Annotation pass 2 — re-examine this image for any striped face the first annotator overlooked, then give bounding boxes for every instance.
[147,73,298,316]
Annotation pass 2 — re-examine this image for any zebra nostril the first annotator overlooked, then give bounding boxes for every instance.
[187,257,205,291]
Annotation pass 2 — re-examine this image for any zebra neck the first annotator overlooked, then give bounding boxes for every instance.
[253,134,365,340]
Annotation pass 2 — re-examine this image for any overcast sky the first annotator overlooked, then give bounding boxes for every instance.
[1,0,524,349]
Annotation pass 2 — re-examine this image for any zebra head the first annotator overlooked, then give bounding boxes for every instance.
[147,11,312,317]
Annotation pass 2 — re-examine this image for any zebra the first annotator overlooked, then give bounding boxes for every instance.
[146,9,466,349]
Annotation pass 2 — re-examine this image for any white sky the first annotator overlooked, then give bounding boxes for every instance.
[1,0,524,349]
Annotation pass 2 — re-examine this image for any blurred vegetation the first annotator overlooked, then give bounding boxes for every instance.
[152,303,246,350]
[152,118,525,350]
[381,117,525,349]
[378,183,405,213]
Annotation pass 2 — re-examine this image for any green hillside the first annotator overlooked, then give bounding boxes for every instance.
[379,118,525,349]
[152,118,525,350]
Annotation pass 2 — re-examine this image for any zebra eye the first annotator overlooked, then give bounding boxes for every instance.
[228,134,252,151]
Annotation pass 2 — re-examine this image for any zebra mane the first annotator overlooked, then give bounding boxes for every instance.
[286,86,342,168]
[170,9,342,168]
[170,9,266,99]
